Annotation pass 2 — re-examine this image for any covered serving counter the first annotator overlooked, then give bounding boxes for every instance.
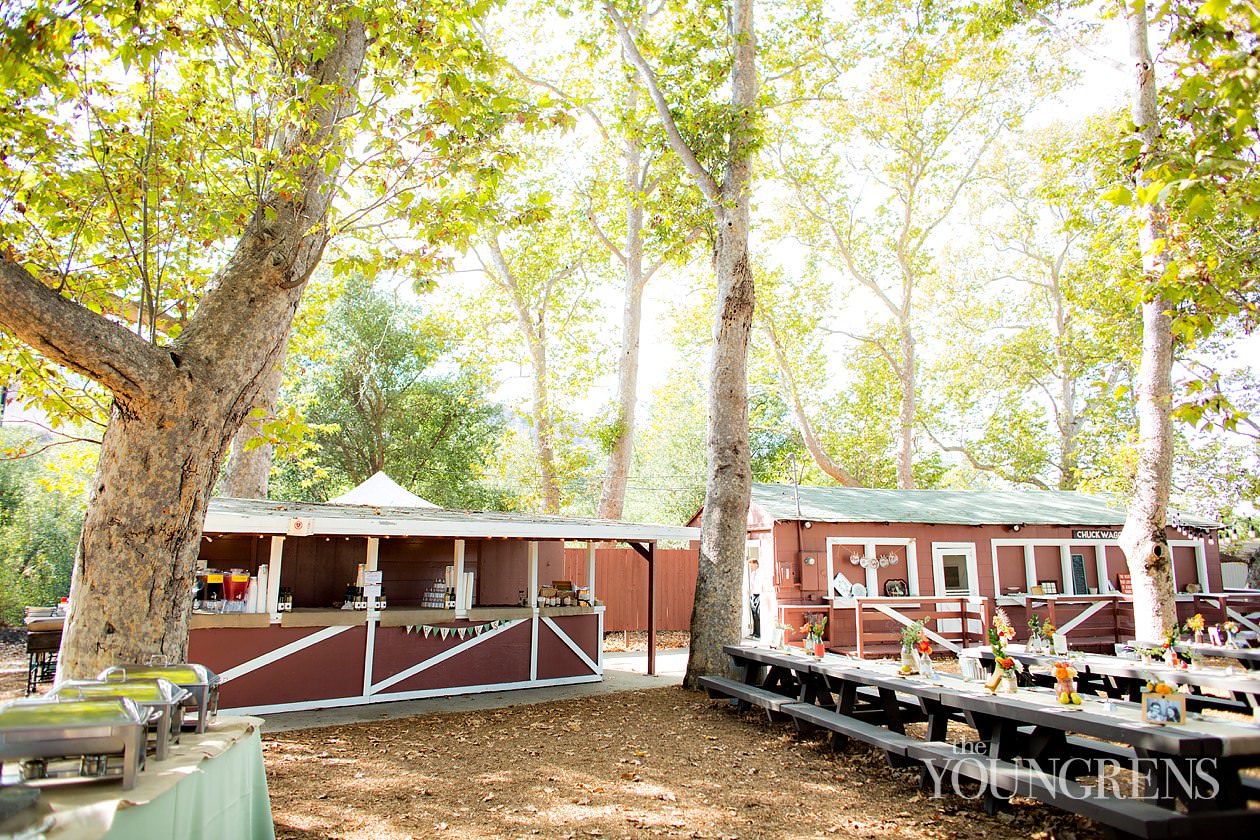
[188,495,698,715]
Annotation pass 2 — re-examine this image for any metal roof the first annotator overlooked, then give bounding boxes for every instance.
[749,483,1221,529]
[204,496,700,542]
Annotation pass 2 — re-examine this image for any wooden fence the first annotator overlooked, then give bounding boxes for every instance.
[562,547,698,633]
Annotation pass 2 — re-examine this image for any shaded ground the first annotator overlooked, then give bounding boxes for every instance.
[604,631,690,652]
[264,685,1102,840]
[0,634,27,701]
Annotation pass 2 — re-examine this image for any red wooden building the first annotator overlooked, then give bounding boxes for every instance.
[189,493,697,715]
[726,484,1249,656]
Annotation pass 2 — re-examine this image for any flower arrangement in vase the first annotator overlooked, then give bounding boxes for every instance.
[1161,624,1192,669]
[899,619,927,675]
[1187,613,1205,645]
[985,609,1023,694]
[1027,615,1055,653]
[1222,619,1241,648]
[799,613,827,656]
[1053,661,1082,705]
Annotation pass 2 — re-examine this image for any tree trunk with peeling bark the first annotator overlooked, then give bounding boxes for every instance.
[896,323,917,489]
[605,0,758,688]
[596,85,647,521]
[0,19,367,679]
[1118,0,1178,642]
[221,344,287,498]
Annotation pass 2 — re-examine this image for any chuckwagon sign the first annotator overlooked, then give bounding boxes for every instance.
[1072,529,1122,540]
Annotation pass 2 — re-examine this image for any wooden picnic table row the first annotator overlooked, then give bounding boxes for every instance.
[702,644,1260,840]
[959,644,1260,713]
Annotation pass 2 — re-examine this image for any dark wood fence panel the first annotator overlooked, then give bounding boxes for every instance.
[562,547,698,633]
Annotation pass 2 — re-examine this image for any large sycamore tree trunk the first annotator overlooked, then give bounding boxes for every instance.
[1117,0,1178,642]
[0,19,367,679]
[607,0,758,688]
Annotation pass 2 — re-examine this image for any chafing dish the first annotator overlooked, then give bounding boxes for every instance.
[97,663,220,733]
[97,663,220,734]
[51,678,191,760]
[0,698,147,790]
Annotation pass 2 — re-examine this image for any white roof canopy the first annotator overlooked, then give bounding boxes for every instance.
[329,471,438,508]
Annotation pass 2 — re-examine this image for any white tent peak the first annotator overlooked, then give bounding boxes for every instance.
[329,471,439,508]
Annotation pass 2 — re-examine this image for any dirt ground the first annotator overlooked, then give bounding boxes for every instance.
[0,636,27,701]
[603,631,690,653]
[264,685,1102,840]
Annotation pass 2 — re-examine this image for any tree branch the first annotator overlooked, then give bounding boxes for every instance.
[921,423,1051,490]
[603,1,720,204]
[0,256,172,405]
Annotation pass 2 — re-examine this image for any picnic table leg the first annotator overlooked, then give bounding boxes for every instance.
[878,687,905,734]
[923,699,949,743]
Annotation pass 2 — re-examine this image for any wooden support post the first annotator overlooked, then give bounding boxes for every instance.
[266,536,285,623]
[528,541,539,611]
[454,539,467,619]
[628,541,657,676]
[855,602,865,659]
[587,543,596,602]
[647,545,656,676]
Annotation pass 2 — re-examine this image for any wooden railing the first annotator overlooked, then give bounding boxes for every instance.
[834,596,991,658]
[1190,592,1260,635]
[831,591,1260,659]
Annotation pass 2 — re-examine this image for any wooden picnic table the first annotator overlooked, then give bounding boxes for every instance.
[1177,643,1260,671]
[960,644,1260,713]
[703,644,1260,839]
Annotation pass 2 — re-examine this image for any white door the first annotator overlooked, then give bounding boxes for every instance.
[932,542,979,635]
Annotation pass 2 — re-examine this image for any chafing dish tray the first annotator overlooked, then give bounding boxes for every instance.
[0,698,147,790]
[51,678,191,760]
[97,663,220,733]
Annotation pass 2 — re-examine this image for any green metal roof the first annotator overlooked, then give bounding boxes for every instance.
[749,483,1221,529]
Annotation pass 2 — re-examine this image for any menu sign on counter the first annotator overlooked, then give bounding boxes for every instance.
[365,570,383,585]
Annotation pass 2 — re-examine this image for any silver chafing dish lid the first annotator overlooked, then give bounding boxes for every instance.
[51,678,191,706]
[97,663,220,689]
[0,697,146,730]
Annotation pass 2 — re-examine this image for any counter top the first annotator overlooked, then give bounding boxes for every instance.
[191,612,271,630]
[279,608,367,628]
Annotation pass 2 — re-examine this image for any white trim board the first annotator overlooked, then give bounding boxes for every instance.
[222,674,603,717]
[219,625,352,683]
[369,619,524,695]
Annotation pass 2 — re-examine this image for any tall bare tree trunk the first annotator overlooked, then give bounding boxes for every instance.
[485,235,563,514]
[0,19,367,679]
[1118,0,1178,642]
[604,0,759,688]
[896,322,917,489]
[221,342,287,498]
[596,86,647,521]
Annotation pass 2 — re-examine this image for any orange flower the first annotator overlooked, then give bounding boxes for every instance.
[1155,683,1173,696]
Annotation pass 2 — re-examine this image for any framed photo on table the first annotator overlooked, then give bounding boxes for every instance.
[1142,693,1186,725]
[1038,580,1058,595]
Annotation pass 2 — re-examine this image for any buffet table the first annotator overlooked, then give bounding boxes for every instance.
[2,717,273,840]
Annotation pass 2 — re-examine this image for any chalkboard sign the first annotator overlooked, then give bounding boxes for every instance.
[1071,553,1089,595]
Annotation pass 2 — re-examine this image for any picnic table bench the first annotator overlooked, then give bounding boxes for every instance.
[707,644,1260,840]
